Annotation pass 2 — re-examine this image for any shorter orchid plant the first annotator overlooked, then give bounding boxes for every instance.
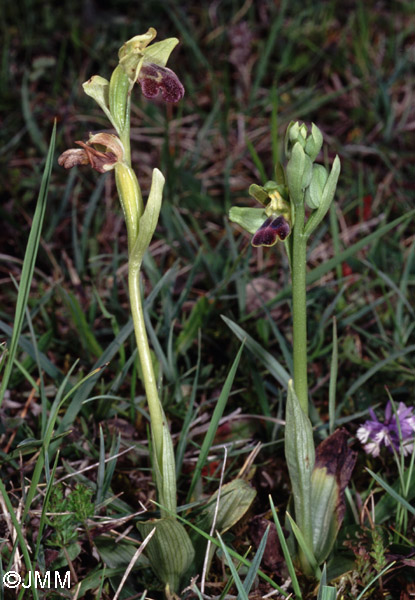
[59,31,256,598]
[230,123,357,577]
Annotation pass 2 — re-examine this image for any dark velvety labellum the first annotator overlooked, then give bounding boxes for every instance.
[138,63,185,103]
[252,215,290,247]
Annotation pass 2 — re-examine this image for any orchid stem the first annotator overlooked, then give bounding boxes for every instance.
[128,263,164,469]
[291,201,308,416]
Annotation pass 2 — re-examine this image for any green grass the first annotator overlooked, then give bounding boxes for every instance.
[1,1,415,598]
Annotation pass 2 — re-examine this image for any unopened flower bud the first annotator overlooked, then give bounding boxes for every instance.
[305,164,329,209]
[285,121,323,162]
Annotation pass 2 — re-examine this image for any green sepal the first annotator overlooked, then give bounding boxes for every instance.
[229,206,267,235]
[118,28,157,81]
[305,123,323,161]
[301,154,313,190]
[275,161,286,185]
[285,121,308,157]
[142,37,180,68]
[82,76,114,126]
[305,164,329,210]
[248,184,269,205]
[137,517,195,594]
[286,142,306,206]
[263,180,279,193]
[284,381,315,550]
[118,28,157,60]
[249,181,288,206]
[130,168,165,269]
[304,155,341,238]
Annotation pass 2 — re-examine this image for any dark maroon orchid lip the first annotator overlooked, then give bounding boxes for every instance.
[137,63,185,103]
[252,215,291,247]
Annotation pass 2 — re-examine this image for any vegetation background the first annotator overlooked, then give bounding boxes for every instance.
[1,0,415,598]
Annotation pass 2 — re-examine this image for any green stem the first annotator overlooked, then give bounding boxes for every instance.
[291,201,308,416]
[128,263,163,467]
[120,95,132,166]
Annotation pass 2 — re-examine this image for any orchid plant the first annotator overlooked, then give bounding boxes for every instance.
[59,30,195,597]
[59,30,256,598]
[230,122,356,577]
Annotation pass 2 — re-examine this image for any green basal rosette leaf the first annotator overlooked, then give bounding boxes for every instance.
[151,410,177,517]
[138,517,195,594]
[203,479,256,534]
[284,381,315,550]
[194,478,256,579]
[229,206,267,235]
[310,467,337,563]
[310,429,356,564]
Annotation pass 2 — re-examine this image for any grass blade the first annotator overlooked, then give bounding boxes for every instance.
[345,344,415,399]
[222,315,290,388]
[269,496,302,598]
[0,121,56,408]
[217,532,248,600]
[187,342,245,502]
[367,468,415,516]
[239,525,269,598]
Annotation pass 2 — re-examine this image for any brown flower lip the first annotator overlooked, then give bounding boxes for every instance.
[58,133,124,173]
[251,215,291,247]
[137,62,185,103]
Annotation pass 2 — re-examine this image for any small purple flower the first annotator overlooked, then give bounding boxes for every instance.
[356,401,415,457]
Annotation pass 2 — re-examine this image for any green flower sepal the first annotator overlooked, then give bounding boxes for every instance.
[229,180,293,247]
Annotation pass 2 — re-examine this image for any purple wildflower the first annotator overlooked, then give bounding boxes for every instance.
[356,401,415,457]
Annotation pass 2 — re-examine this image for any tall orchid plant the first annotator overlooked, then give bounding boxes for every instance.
[59,27,184,519]
[59,31,256,597]
[59,30,198,596]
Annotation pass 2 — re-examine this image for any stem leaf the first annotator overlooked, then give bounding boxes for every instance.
[130,168,165,268]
